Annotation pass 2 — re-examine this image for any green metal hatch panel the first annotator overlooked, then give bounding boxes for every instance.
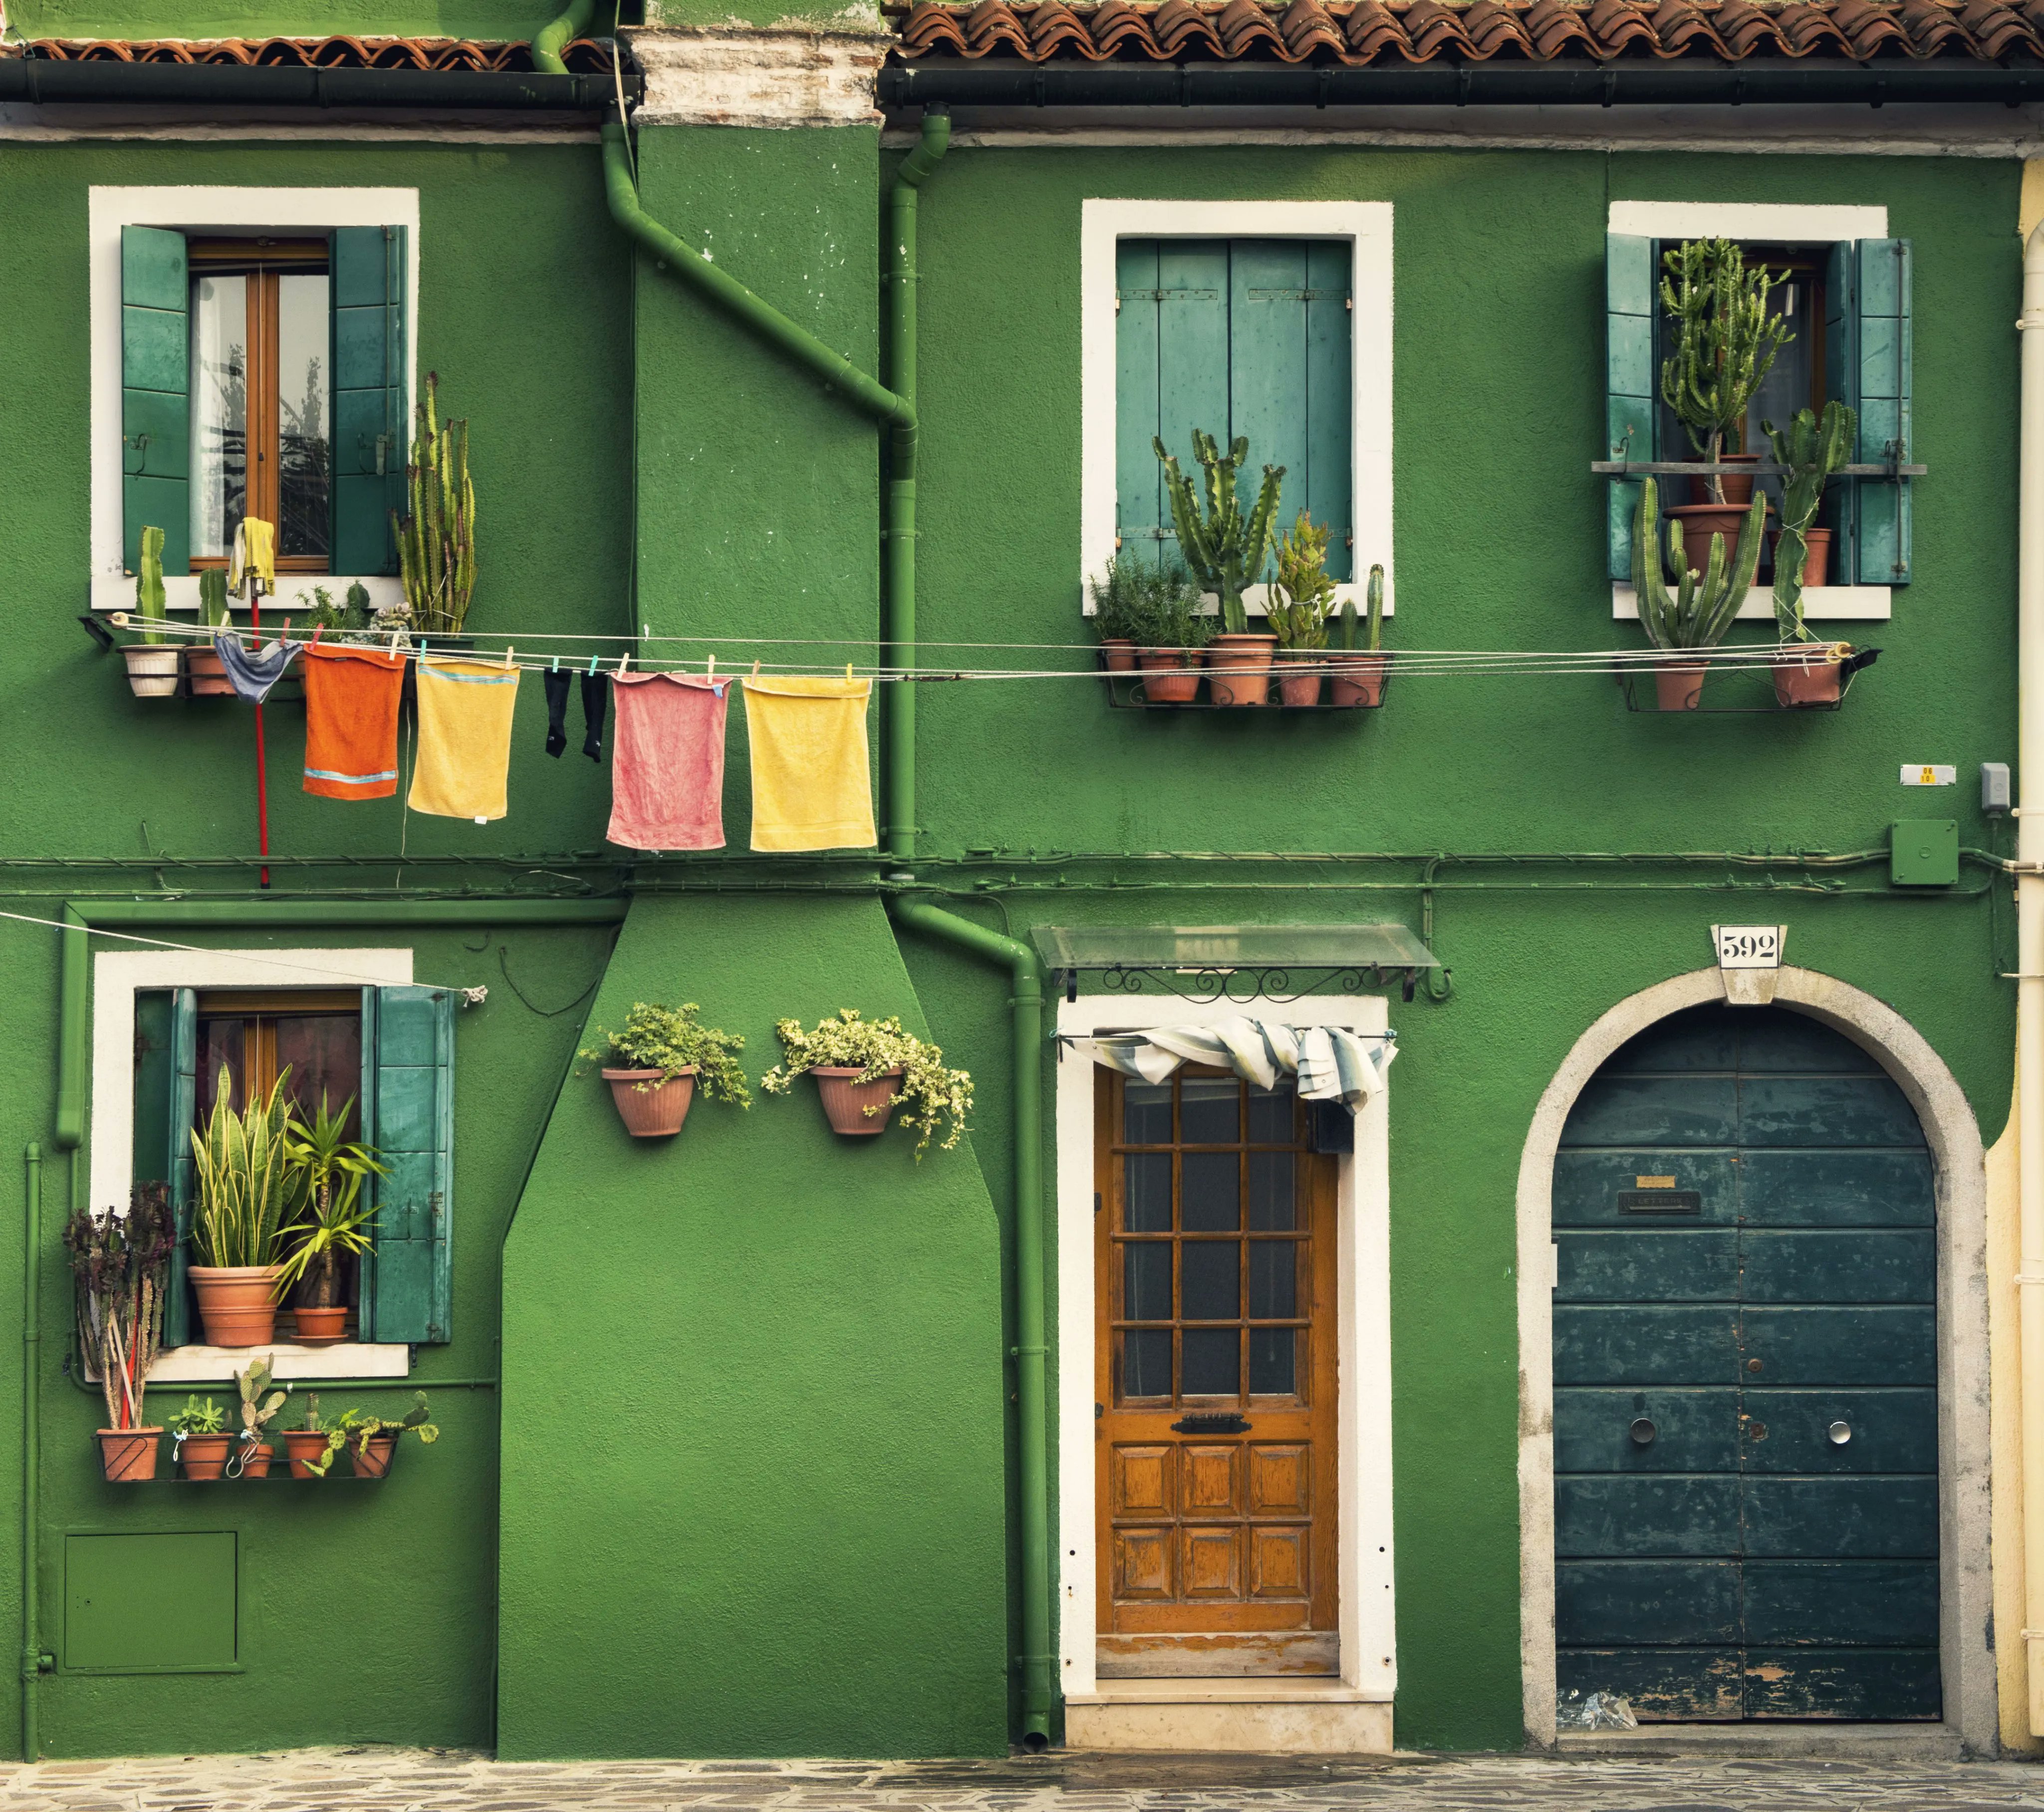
[65,1531,238,1673]
[1029,923,1440,972]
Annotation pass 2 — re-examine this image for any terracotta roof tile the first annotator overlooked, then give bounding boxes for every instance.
[17,34,619,72]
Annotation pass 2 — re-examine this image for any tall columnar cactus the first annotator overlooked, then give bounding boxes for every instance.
[1364,563,1384,653]
[1632,477,1766,652]
[1659,238,1790,504]
[391,371,476,636]
[1152,429,1284,635]
[135,524,167,645]
[1763,401,1857,643]
[197,567,231,629]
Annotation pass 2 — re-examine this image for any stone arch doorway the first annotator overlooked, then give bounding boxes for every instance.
[1515,969,1993,1752]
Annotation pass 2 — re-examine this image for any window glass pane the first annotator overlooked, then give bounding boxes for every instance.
[1248,1151,1295,1231]
[190,274,248,560]
[1124,1081,1172,1144]
[1123,1153,1172,1232]
[1181,1241,1240,1321]
[1179,1077,1239,1144]
[1249,1242,1296,1319]
[1123,1242,1171,1322]
[1181,1328,1240,1397]
[1123,1328,1171,1399]
[1247,1083,1293,1143]
[1250,1327,1297,1396]
[277,273,332,560]
[1179,1152,1240,1231]
[196,1018,244,1118]
[274,1014,361,1140]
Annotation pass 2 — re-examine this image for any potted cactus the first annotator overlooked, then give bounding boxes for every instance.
[1154,430,1284,705]
[186,568,236,697]
[66,1186,175,1483]
[1331,564,1390,708]
[581,1002,752,1138]
[298,1393,438,1479]
[169,1395,235,1481]
[392,372,477,638]
[1267,514,1337,707]
[283,1393,335,1478]
[231,1357,288,1479]
[763,1009,973,1157]
[1631,477,1765,710]
[1766,401,1860,706]
[121,525,181,698]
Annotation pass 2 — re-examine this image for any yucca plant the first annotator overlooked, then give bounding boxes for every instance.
[391,371,476,636]
[276,1094,387,1308]
[189,1064,299,1273]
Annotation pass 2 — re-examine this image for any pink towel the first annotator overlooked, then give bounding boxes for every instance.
[606,672,730,851]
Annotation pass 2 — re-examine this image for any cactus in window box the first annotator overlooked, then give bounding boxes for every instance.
[1631,477,1765,651]
[1266,514,1337,650]
[134,525,167,645]
[197,567,231,629]
[1153,429,1284,634]
[1658,237,1791,504]
[1364,563,1384,653]
[1763,400,1857,643]
[391,371,476,637]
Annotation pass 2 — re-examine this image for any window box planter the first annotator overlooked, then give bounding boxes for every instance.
[121,645,181,698]
[1136,647,1202,703]
[351,1435,399,1478]
[1204,633,1278,707]
[1328,652,1390,708]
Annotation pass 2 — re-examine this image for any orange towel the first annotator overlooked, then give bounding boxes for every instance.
[302,646,405,801]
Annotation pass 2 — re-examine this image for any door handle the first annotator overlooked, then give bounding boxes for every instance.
[1172,1413,1251,1435]
[1828,1420,1852,1446]
[1629,1417,1656,1446]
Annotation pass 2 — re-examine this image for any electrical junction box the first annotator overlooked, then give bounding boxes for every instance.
[1890,820,1959,888]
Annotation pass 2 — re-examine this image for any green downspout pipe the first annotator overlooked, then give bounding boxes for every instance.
[530,0,596,75]
[888,897,1052,1750]
[20,1145,42,1763]
[884,107,951,866]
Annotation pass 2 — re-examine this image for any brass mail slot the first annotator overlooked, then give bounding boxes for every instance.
[1617,1190,1703,1214]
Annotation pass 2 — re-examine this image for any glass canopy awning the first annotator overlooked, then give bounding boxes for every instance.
[1029,923,1441,1004]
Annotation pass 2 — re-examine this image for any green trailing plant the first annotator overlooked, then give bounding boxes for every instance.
[302,1393,439,1478]
[168,1395,228,1437]
[392,371,477,636]
[1763,400,1858,643]
[762,1009,973,1157]
[1659,238,1791,504]
[189,1064,299,1274]
[1152,430,1285,634]
[1631,477,1766,651]
[134,524,167,646]
[580,1002,752,1104]
[235,1358,288,1445]
[197,567,231,630]
[63,1184,175,1432]
[276,1095,387,1308]
[1266,514,1338,651]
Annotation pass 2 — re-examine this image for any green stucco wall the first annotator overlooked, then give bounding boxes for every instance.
[5,1,580,41]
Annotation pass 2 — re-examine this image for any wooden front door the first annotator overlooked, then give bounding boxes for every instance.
[1553,1004,1940,1721]
[1094,1066,1339,1677]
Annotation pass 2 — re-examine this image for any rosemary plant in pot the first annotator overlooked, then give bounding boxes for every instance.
[188,1065,299,1347]
[169,1395,235,1481]
[1267,514,1337,707]
[1765,401,1862,706]
[1089,556,1147,672]
[1631,477,1765,710]
[186,568,236,696]
[763,1009,973,1156]
[1331,564,1390,707]
[1659,238,1790,569]
[1130,559,1213,703]
[1154,430,1284,705]
[65,1185,175,1482]
[582,1002,751,1138]
[122,525,181,698]
[277,1095,386,1343]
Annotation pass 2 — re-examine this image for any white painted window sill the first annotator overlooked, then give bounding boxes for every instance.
[1613,583,1891,622]
[1067,1678,1393,1705]
[144,1342,410,1385]
[91,573,407,616]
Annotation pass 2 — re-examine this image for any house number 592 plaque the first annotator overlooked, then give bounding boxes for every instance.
[1714,924,1786,1005]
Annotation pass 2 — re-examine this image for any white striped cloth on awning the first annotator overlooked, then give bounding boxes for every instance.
[1083,1017,1396,1111]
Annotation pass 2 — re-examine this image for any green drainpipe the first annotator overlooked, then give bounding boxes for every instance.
[889,897,1053,1750]
[530,0,595,75]
[19,1144,43,1762]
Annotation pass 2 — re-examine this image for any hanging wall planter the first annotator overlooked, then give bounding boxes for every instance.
[178,1433,235,1481]
[186,643,235,697]
[580,1003,751,1139]
[1135,647,1202,704]
[811,1066,904,1137]
[603,1067,697,1138]
[95,1427,162,1483]
[351,1435,400,1479]
[1329,653,1391,708]
[283,1429,333,1479]
[764,1009,973,1158]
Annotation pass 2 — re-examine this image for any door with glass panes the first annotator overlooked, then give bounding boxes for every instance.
[1094,1066,1339,1676]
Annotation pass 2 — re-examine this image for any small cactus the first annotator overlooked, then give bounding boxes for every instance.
[135,525,167,645]
[197,567,230,628]
[391,372,476,636]
[1152,429,1284,635]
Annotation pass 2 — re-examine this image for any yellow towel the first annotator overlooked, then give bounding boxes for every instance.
[228,518,275,594]
[743,676,875,852]
[410,657,520,821]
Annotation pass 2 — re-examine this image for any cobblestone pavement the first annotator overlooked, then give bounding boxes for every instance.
[1,1750,2043,1812]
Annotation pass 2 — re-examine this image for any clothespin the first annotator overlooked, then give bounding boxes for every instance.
[389,627,400,656]
[587,651,599,676]
[752,659,762,677]
[618,649,631,676]
[707,654,716,678]
[846,663,854,682]
[506,646,515,670]
[551,653,559,673]
[311,624,323,650]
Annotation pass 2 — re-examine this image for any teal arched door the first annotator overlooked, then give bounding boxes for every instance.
[1552,1003,1940,1721]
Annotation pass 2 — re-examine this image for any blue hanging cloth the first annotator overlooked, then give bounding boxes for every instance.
[215,633,302,705]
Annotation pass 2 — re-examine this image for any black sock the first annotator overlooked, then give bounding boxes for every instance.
[581,673,608,762]
[542,670,569,758]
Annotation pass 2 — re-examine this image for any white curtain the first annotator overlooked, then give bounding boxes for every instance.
[1083,1017,1395,1111]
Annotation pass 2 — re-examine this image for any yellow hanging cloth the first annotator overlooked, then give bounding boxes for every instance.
[409,657,521,821]
[227,518,275,594]
[741,674,875,852]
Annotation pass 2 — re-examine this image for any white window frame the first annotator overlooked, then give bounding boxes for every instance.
[1055,993,1397,1707]
[1608,199,1893,624]
[88,185,421,617]
[1080,199,1396,619]
[90,945,415,1383]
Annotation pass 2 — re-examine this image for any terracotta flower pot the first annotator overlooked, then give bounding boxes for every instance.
[1136,648,1201,705]
[1772,646,1845,708]
[1654,664,1708,712]
[96,1427,162,1483]
[1277,653,1323,708]
[1667,503,1762,576]
[1098,638,1137,673]
[1205,632,1278,706]
[238,1441,274,1480]
[603,1066,697,1138]
[189,1264,285,1348]
[1330,653,1390,708]
[121,646,180,698]
[186,645,236,697]
[178,1432,235,1481]
[812,1066,903,1137]
[351,1436,399,1479]
[292,1305,349,1345]
[284,1429,334,1479]
[1770,527,1833,588]
[1696,452,1760,508]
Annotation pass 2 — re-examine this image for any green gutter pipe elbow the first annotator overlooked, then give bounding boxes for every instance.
[531,0,596,75]
[888,896,1054,1750]
[20,1145,41,1763]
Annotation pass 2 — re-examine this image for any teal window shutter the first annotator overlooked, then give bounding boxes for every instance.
[1855,238,1912,586]
[1606,234,1656,582]
[1824,240,1860,584]
[122,226,190,577]
[131,989,198,1348]
[331,226,408,576]
[361,985,454,1344]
